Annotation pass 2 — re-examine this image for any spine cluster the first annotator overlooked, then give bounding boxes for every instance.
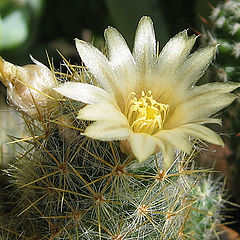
[202,0,240,82]
[0,62,226,239]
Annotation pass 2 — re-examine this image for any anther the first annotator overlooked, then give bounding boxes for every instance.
[127,91,170,134]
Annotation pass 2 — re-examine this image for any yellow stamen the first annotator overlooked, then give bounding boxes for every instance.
[127,91,169,134]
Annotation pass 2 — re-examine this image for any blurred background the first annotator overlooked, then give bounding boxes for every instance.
[0,0,219,65]
[1,0,240,237]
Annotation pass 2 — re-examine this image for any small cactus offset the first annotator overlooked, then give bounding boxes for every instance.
[0,16,239,239]
[200,0,240,202]
[201,0,240,82]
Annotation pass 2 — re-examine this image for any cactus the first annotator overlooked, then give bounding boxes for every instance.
[0,103,226,239]
[200,0,240,82]
[200,0,240,203]
[0,16,239,239]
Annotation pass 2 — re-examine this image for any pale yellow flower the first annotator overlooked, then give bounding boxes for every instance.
[0,56,58,115]
[54,16,239,168]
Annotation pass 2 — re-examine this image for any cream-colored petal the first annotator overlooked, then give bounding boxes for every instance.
[162,144,175,170]
[53,82,114,105]
[133,16,156,77]
[30,55,47,68]
[165,92,236,128]
[155,139,175,170]
[104,26,137,104]
[177,123,224,146]
[77,103,128,125]
[104,26,136,89]
[185,118,222,125]
[177,45,217,89]
[188,82,240,98]
[75,39,116,93]
[83,121,130,141]
[167,82,240,126]
[148,31,197,104]
[156,30,197,75]
[129,133,157,162]
[155,130,192,154]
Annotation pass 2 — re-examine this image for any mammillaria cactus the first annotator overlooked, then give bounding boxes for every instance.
[200,0,240,82]
[200,0,240,205]
[0,16,239,239]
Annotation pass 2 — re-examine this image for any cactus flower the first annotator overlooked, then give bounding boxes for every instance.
[0,56,58,115]
[54,16,239,168]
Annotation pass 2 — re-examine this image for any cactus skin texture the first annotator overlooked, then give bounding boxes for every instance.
[0,60,229,240]
[200,0,240,204]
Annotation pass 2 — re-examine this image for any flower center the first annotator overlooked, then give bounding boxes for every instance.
[127,91,170,134]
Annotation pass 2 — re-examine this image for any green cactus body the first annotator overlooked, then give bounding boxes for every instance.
[209,1,240,81]
[0,64,226,240]
[200,0,240,204]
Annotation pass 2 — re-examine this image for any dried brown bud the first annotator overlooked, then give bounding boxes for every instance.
[0,56,59,115]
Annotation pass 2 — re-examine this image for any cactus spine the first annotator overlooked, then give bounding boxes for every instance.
[201,0,240,202]
[0,61,227,239]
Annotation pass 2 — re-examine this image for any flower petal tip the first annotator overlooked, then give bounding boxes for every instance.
[175,29,198,42]
[129,133,157,163]
[137,16,154,30]
[139,16,152,22]
[75,38,89,51]
[217,137,224,146]
[74,38,82,43]
[210,45,219,56]
[104,26,121,44]
[104,26,115,35]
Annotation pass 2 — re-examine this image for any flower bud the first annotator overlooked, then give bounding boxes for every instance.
[0,56,59,115]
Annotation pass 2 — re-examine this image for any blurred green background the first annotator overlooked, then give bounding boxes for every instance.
[0,0,219,66]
